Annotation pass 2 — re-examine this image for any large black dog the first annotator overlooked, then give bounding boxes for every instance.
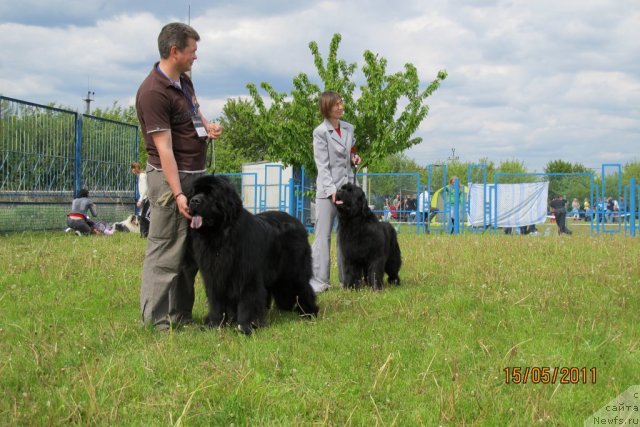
[335,183,402,290]
[188,175,318,335]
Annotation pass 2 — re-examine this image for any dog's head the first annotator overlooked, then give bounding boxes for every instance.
[188,175,243,230]
[128,214,140,226]
[335,183,371,218]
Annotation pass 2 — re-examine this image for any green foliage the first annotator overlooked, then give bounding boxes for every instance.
[544,159,575,174]
[90,102,137,125]
[366,153,421,198]
[246,71,322,173]
[1,232,639,425]
[623,160,640,186]
[496,159,530,183]
[1,101,77,191]
[544,159,593,200]
[91,102,145,166]
[424,160,487,192]
[240,33,447,176]
[1,99,139,197]
[212,98,266,173]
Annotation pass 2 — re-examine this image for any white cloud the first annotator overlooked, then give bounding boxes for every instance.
[1,0,638,172]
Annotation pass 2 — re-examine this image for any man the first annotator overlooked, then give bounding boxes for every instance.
[550,195,571,235]
[130,162,150,237]
[136,22,222,330]
[417,188,430,233]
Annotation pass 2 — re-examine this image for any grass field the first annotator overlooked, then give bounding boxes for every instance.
[1,228,639,426]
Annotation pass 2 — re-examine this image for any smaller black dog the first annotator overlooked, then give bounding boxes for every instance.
[335,183,401,290]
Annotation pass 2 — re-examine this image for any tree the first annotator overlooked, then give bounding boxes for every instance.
[544,159,592,201]
[496,159,531,183]
[242,33,447,176]
[622,160,640,185]
[213,98,267,172]
[91,102,145,165]
[366,153,421,199]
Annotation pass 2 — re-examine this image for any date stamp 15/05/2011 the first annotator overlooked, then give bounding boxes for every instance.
[504,367,597,384]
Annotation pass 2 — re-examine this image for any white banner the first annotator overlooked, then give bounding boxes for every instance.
[469,182,549,227]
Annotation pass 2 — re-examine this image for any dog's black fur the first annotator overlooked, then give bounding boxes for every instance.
[188,175,318,335]
[335,183,401,290]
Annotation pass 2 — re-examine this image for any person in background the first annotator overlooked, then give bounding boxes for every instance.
[583,198,591,221]
[393,194,401,214]
[605,196,614,223]
[550,195,572,235]
[309,90,361,294]
[612,197,620,223]
[66,189,98,235]
[136,22,223,330]
[444,177,463,234]
[383,198,391,222]
[571,198,580,220]
[417,188,430,233]
[596,198,605,223]
[131,162,150,237]
[618,196,627,223]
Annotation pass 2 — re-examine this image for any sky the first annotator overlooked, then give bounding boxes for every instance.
[1,0,638,172]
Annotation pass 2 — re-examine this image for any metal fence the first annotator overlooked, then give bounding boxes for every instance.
[0,96,139,232]
[220,164,315,230]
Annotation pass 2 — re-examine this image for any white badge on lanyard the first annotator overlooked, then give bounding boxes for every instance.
[192,114,208,138]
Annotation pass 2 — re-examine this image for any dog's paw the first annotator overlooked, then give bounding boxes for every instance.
[237,323,253,336]
[204,314,227,329]
[388,277,401,286]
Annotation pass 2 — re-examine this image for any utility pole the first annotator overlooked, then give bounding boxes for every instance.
[83,90,95,114]
[447,148,460,163]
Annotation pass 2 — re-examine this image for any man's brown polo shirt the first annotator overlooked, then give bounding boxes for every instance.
[136,63,207,171]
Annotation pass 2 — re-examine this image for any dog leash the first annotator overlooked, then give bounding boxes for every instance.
[207,138,215,173]
[352,160,368,185]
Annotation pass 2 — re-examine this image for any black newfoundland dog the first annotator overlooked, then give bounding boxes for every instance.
[188,175,318,335]
[335,183,402,290]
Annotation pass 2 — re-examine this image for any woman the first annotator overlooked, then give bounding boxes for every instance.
[583,198,591,221]
[131,162,150,237]
[383,198,391,222]
[445,177,462,233]
[571,198,580,220]
[310,91,361,293]
[66,189,98,235]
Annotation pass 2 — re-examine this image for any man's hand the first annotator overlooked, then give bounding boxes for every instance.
[207,123,222,139]
[176,193,192,220]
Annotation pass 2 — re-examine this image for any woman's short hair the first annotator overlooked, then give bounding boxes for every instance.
[78,189,89,198]
[130,162,141,173]
[319,91,342,118]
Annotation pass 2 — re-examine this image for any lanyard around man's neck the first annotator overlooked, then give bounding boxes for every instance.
[156,64,197,114]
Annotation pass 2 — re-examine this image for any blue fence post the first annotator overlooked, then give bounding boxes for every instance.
[288,178,295,217]
[300,166,306,224]
[630,178,637,237]
[453,178,460,235]
[600,163,623,234]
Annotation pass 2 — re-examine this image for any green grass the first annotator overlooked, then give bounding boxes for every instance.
[1,231,639,426]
